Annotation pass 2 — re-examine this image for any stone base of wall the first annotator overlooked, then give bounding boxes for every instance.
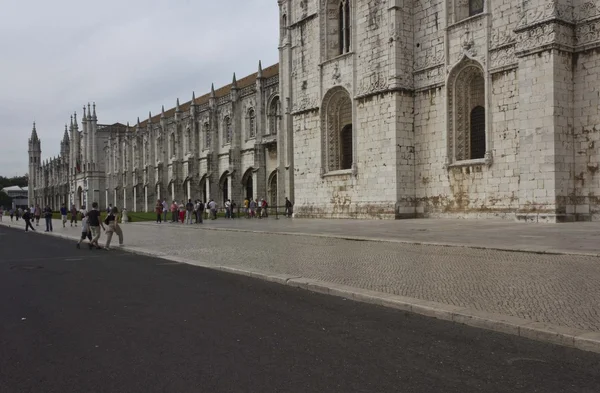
[294,202,399,220]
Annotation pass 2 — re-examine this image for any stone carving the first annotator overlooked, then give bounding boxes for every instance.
[576,19,600,46]
[490,45,517,69]
[356,73,388,97]
[490,30,516,49]
[414,46,445,71]
[332,63,342,84]
[574,2,600,21]
[517,2,574,29]
[292,95,318,114]
[414,65,444,90]
[515,23,556,52]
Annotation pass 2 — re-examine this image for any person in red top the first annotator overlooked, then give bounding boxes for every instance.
[155,199,163,223]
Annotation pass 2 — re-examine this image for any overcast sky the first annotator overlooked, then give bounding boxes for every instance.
[0,0,280,177]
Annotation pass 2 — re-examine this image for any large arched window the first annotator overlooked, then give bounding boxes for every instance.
[247,109,256,139]
[268,96,280,135]
[204,122,211,149]
[326,0,352,59]
[321,87,353,172]
[223,116,232,145]
[170,133,176,158]
[447,59,486,162]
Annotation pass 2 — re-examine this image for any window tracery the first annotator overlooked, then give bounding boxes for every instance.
[325,0,352,59]
[247,109,256,139]
[268,96,280,135]
[321,87,353,173]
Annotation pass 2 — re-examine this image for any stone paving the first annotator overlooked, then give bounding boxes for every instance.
[3,217,600,333]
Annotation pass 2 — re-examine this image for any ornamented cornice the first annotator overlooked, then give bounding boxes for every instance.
[515,22,573,55]
[490,30,516,49]
[516,2,574,30]
[489,45,517,70]
[574,2,600,22]
[414,47,445,71]
[576,18,600,47]
[291,95,319,115]
[355,73,389,97]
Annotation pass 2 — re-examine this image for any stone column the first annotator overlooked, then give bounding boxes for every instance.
[515,1,574,222]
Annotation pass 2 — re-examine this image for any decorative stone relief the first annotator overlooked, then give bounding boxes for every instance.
[515,22,573,53]
[490,46,517,69]
[576,18,600,46]
[414,47,445,71]
[490,30,516,49]
[414,65,445,90]
[356,73,388,97]
[516,2,574,29]
[292,95,318,114]
[575,2,600,21]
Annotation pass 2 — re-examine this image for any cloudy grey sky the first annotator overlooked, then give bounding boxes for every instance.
[0,0,280,177]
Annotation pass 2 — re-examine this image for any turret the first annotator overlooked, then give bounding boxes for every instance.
[190,92,196,117]
[231,73,238,101]
[28,122,41,206]
[175,98,181,122]
[209,83,216,108]
[257,60,263,79]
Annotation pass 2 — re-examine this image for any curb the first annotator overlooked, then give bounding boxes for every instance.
[133,221,600,258]
[2,222,600,354]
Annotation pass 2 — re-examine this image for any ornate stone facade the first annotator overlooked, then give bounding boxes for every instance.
[29,0,600,222]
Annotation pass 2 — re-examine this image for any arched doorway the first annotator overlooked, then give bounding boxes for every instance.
[268,170,277,206]
[241,168,253,201]
[219,172,229,203]
[199,176,207,202]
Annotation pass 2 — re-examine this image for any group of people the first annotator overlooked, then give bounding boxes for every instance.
[153,197,294,224]
[2,202,124,251]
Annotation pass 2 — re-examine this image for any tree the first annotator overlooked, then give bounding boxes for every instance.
[0,191,12,209]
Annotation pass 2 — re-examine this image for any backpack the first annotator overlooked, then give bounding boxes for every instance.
[104,214,111,225]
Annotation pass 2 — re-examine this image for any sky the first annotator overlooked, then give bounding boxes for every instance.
[0,0,280,177]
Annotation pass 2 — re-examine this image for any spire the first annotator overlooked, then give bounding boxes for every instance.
[73,112,78,128]
[257,60,263,78]
[192,91,196,103]
[210,83,215,98]
[92,102,97,121]
[87,103,92,120]
[148,111,152,124]
[70,115,74,129]
[232,73,238,89]
[161,105,165,118]
[137,117,141,129]
[30,121,39,141]
[63,124,69,143]
[82,105,87,123]
[175,98,181,112]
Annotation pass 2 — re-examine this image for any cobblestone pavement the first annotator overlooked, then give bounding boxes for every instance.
[164,215,600,255]
[4,218,600,332]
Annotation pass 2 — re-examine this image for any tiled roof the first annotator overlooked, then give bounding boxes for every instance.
[138,63,279,128]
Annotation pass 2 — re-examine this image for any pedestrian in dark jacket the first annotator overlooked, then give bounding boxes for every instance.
[23,209,35,232]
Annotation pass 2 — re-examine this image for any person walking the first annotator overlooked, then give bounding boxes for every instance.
[16,207,22,221]
[43,205,53,232]
[208,199,217,220]
[23,209,35,232]
[87,202,105,250]
[185,199,194,224]
[104,207,124,250]
[285,197,293,218]
[70,204,78,227]
[60,203,68,228]
[155,199,163,223]
[76,213,92,249]
[9,208,14,221]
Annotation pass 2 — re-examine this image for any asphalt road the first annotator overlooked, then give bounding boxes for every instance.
[1,226,600,393]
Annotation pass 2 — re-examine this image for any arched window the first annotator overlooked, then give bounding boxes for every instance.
[247,109,256,139]
[204,123,211,149]
[321,87,353,172]
[469,0,484,16]
[223,116,232,145]
[326,0,352,59]
[268,97,280,135]
[186,126,192,154]
[170,133,176,158]
[447,60,486,162]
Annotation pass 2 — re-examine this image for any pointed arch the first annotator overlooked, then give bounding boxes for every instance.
[321,86,353,173]
[241,168,254,200]
[447,58,486,163]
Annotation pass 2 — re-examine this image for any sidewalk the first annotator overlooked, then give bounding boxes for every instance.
[154,216,600,256]
[3,216,600,353]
